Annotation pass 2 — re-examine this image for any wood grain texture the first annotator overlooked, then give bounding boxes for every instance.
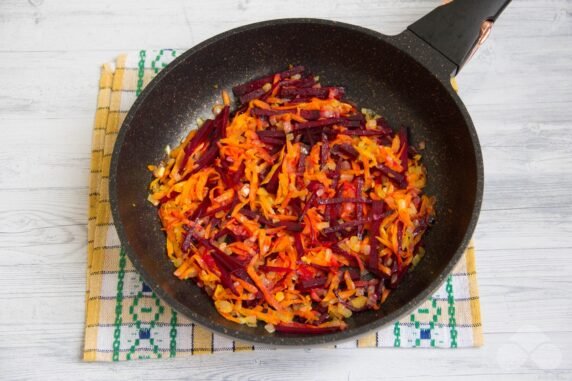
[0,0,571,379]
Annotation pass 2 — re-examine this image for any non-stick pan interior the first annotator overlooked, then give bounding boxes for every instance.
[111,20,480,345]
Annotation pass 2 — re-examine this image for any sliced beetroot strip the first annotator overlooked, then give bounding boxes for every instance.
[297,148,307,174]
[203,193,238,217]
[320,133,330,168]
[275,323,343,334]
[317,197,372,205]
[240,209,276,227]
[301,191,317,219]
[279,76,316,89]
[377,164,407,188]
[389,264,410,289]
[376,117,393,134]
[213,258,237,294]
[300,109,321,120]
[232,66,305,96]
[217,106,230,139]
[297,276,328,291]
[294,233,305,259]
[213,227,232,241]
[265,165,280,194]
[252,107,290,117]
[230,162,245,188]
[181,228,194,253]
[280,86,341,99]
[259,136,286,146]
[342,129,389,136]
[188,197,211,221]
[368,200,386,272]
[180,119,214,170]
[331,143,359,160]
[331,244,357,265]
[321,219,368,234]
[256,130,286,139]
[232,75,273,97]
[277,65,306,80]
[294,117,345,131]
[356,177,364,238]
[278,221,304,232]
[258,265,291,273]
[398,127,409,172]
[239,88,266,104]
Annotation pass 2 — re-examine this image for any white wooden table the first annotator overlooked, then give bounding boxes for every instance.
[1,0,571,379]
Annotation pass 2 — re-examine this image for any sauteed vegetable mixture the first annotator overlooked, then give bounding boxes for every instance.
[147,66,435,334]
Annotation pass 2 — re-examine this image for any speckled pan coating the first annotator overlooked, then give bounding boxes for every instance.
[109,19,483,347]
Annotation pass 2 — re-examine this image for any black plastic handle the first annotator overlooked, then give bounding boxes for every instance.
[408,0,511,74]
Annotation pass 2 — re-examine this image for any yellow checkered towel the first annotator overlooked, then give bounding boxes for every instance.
[84,50,483,361]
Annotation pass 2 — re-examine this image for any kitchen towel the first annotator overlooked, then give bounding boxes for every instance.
[84,50,482,361]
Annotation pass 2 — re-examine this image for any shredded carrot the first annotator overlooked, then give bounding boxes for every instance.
[148,66,435,333]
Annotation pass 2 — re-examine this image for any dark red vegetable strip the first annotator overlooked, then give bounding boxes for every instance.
[389,264,410,289]
[257,130,286,139]
[331,143,359,160]
[258,265,291,273]
[398,127,409,171]
[289,198,302,217]
[342,129,389,136]
[301,191,317,220]
[218,106,230,139]
[278,221,304,232]
[180,119,214,171]
[277,65,306,80]
[252,108,290,117]
[368,200,386,273]
[376,117,393,134]
[181,229,194,253]
[310,263,335,273]
[275,323,343,334]
[184,119,213,155]
[188,197,210,221]
[240,209,276,227]
[294,233,304,259]
[356,177,364,238]
[239,88,266,104]
[294,117,345,131]
[331,244,357,265]
[324,161,341,224]
[213,227,232,241]
[300,109,321,120]
[397,221,404,255]
[320,133,329,169]
[317,197,372,205]
[184,229,249,280]
[345,267,361,281]
[211,256,237,294]
[377,164,407,188]
[297,276,328,291]
[232,66,305,96]
[279,76,315,88]
[265,165,280,194]
[203,193,238,217]
[230,162,246,188]
[280,86,345,99]
[321,219,368,234]
[232,75,273,97]
[297,147,307,174]
[259,136,286,146]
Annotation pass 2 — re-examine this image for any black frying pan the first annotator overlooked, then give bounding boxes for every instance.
[110,0,510,346]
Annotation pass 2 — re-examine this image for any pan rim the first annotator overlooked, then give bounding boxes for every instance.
[109,18,484,347]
